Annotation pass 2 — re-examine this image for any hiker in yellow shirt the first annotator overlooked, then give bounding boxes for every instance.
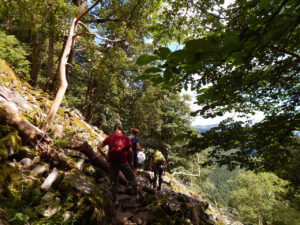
[148,149,166,190]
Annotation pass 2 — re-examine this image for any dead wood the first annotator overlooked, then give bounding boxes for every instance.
[67,137,128,184]
[0,85,73,169]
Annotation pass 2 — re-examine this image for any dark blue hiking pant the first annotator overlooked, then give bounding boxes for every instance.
[153,164,164,190]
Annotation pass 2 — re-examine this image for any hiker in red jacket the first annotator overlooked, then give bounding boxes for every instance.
[97,123,140,208]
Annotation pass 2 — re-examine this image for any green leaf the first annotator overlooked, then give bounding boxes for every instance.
[167,49,189,61]
[223,31,240,51]
[144,67,162,74]
[197,88,209,94]
[136,54,158,66]
[163,69,172,80]
[151,75,164,85]
[185,39,218,52]
[133,74,153,82]
[154,47,171,59]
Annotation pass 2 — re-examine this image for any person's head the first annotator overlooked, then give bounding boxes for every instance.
[131,128,139,136]
[114,123,122,132]
[141,148,145,152]
[155,149,159,152]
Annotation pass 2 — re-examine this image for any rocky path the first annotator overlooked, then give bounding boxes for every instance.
[109,171,212,225]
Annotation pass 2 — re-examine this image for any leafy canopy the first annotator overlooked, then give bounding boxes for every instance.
[136,0,300,186]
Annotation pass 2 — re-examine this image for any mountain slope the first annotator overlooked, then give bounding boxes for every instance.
[0,59,241,225]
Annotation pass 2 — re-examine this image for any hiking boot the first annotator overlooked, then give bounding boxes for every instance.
[136,194,144,203]
[113,201,120,209]
[126,185,133,195]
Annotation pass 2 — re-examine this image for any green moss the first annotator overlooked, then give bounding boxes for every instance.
[171,182,182,192]
[71,117,97,140]
[22,109,43,127]
[64,127,76,137]
[0,59,23,89]
[53,138,71,148]
[57,107,65,116]
[0,163,19,192]
[147,207,173,225]
[0,141,8,161]
[17,146,38,159]
[0,127,22,160]
[0,171,43,225]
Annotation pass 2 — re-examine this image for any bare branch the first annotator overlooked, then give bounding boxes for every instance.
[172,172,201,177]
[78,22,124,43]
[95,36,124,43]
[86,18,131,24]
[77,0,101,22]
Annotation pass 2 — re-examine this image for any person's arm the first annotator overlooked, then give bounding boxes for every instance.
[128,147,134,168]
[141,153,146,161]
[148,156,153,171]
[97,142,108,161]
[136,142,140,151]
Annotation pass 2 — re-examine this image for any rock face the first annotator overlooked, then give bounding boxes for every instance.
[41,167,64,191]
[0,60,242,225]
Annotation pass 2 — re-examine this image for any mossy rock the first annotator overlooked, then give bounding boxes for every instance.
[0,141,8,161]
[0,59,22,89]
[0,127,22,160]
[58,169,110,224]
[83,164,107,179]
[12,146,38,161]
[0,172,44,225]
[0,163,19,193]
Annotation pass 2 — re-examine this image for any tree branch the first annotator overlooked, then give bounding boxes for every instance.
[172,172,200,177]
[86,18,131,24]
[77,0,101,22]
[269,44,300,60]
[78,22,124,43]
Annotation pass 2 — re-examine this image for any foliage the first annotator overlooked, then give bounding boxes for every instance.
[229,171,300,225]
[0,175,42,225]
[136,0,300,187]
[149,0,225,44]
[206,166,240,207]
[0,0,76,85]
[0,29,29,74]
[188,117,300,187]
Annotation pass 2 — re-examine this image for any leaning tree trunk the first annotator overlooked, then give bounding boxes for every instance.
[42,0,96,131]
[67,137,128,184]
[42,18,77,131]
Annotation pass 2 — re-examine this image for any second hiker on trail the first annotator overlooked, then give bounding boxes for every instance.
[97,123,139,208]
[129,128,140,174]
[137,148,146,170]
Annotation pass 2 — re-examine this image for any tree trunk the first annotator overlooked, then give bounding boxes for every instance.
[68,137,108,172]
[84,84,95,122]
[42,17,77,131]
[46,31,54,85]
[67,137,128,184]
[30,33,44,85]
[42,0,99,131]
